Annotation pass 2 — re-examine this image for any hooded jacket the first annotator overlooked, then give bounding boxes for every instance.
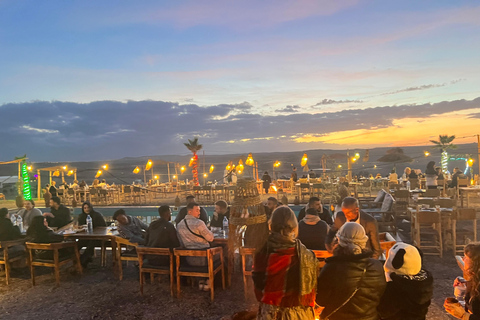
[316,252,387,320]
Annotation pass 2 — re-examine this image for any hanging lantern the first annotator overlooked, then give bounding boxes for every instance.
[95,170,102,178]
[209,165,215,173]
[226,161,233,171]
[67,170,74,176]
[53,170,60,177]
[189,157,194,167]
[245,153,254,166]
[145,159,153,171]
[180,166,186,173]
[102,164,109,170]
[301,153,308,167]
[133,166,141,174]
[274,160,281,168]
[237,159,244,172]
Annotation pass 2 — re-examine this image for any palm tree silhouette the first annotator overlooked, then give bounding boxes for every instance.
[184,137,203,186]
[430,135,456,174]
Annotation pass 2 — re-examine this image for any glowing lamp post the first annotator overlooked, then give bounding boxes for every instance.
[95,170,102,178]
[273,160,281,179]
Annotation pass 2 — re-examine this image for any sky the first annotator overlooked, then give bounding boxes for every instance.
[1,0,480,161]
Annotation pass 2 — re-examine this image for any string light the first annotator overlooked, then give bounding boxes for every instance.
[21,161,32,200]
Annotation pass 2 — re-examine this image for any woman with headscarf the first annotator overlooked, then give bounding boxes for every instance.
[425,161,438,189]
[316,222,386,320]
[378,243,433,320]
[77,201,106,267]
[445,243,480,319]
[253,206,318,319]
[26,216,70,260]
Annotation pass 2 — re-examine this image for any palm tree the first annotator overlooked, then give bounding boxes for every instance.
[184,137,203,186]
[430,135,457,174]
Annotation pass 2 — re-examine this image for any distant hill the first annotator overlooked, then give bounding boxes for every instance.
[0,143,476,186]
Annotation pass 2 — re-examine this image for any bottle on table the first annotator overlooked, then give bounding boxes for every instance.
[11,213,17,225]
[406,180,411,190]
[86,214,93,233]
[223,216,229,236]
[16,215,23,233]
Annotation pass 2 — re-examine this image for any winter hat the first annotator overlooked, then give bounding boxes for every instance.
[384,242,422,281]
[336,222,368,254]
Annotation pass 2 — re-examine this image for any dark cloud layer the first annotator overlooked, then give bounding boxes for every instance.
[312,99,363,106]
[1,97,479,161]
[275,105,300,113]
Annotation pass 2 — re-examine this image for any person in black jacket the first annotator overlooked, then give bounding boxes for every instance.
[317,222,386,320]
[144,205,180,265]
[49,181,57,197]
[297,197,333,225]
[26,216,71,260]
[210,200,230,228]
[77,201,106,267]
[261,171,272,194]
[43,196,72,229]
[0,208,21,241]
[378,243,433,320]
[297,208,329,250]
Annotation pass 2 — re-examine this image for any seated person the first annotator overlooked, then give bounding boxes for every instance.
[449,167,467,188]
[297,196,333,225]
[176,202,214,291]
[0,208,21,241]
[210,200,230,228]
[77,201,107,267]
[144,205,180,265]
[265,197,279,218]
[17,200,43,229]
[174,195,208,225]
[326,197,382,259]
[378,243,433,320]
[113,209,148,244]
[253,206,318,319]
[317,222,386,320]
[43,196,72,229]
[26,216,72,260]
[297,208,329,250]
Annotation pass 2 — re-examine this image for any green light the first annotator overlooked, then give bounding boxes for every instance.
[21,161,32,200]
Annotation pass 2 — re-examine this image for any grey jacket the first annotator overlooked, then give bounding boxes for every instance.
[118,215,148,244]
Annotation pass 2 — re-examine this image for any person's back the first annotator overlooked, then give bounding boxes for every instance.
[145,218,179,249]
[117,215,147,244]
[48,201,72,229]
[0,208,21,241]
[297,219,328,250]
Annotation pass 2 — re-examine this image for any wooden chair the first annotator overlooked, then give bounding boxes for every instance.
[0,239,27,285]
[424,189,441,198]
[379,232,396,259]
[435,198,456,208]
[409,178,420,190]
[312,250,333,269]
[136,247,175,296]
[393,189,410,222]
[239,247,255,299]
[123,185,133,203]
[417,198,435,208]
[311,184,324,198]
[299,183,311,200]
[412,206,442,257]
[453,208,477,255]
[115,237,139,280]
[174,247,225,301]
[26,241,82,286]
[363,193,396,234]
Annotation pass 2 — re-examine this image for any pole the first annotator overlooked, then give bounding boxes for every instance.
[167,163,171,183]
[477,134,480,184]
[37,169,41,200]
[61,171,65,184]
[74,169,77,181]
[143,166,146,185]
[49,171,52,184]
[347,150,352,182]
[203,151,206,186]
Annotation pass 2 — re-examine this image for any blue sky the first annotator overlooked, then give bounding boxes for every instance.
[1,0,480,161]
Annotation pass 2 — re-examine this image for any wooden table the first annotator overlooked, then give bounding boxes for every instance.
[212,234,232,286]
[63,227,119,268]
[458,187,480,208]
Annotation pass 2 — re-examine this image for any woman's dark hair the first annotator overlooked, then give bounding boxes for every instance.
[27,216,49,238]
[269,206,298,237]
[0,208,9,218]
[465,243,480,301]
[425,161,436,175]
[81,201,94,214]
[113,209,126,220]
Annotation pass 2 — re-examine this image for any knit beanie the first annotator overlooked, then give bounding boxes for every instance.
[336,222,368,254]
[384,242,422,281]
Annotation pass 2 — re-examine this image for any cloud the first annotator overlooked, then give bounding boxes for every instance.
[275,105,300,113]
[312,99,363,106]
[379,79,464,96]
[1,97,479,161]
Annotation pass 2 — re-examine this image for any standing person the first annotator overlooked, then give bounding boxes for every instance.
[210,200,230,228]
[17,199,43,229]
[0,208,21,241]
[316,222,386,320]
[77,201,106,267]
[326,197,382,259]
[43,196,72,229]
[291,167,298,183]
[113,209,148,244]
[144,205,180,266]
[297,196,333,225]
[176,202,214,291]
[297,208,329,250]
[253,206,318,319]
[261,171,272,194]
[378,243,433,320]
[43,184,51,208]
[444,243,480,319]
[174,195,208,225]
[49,181,57,197]
[425,161,438,189]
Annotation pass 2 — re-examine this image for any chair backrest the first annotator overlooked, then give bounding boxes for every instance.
[424,189,441,197]
[136,246,172,258]
[239,247,255,274]
[124,185,132,193]
[435,198,456,208]
[393,189,410,200]
[381,194,395,212]
[456,208,476,221]
[416,209,440,224]
[300,183,310,189]
[458,179,469,188]
[409,178,419,189]
[298,178,308,184]
[374,189,387,203]
[417,199,435,207]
